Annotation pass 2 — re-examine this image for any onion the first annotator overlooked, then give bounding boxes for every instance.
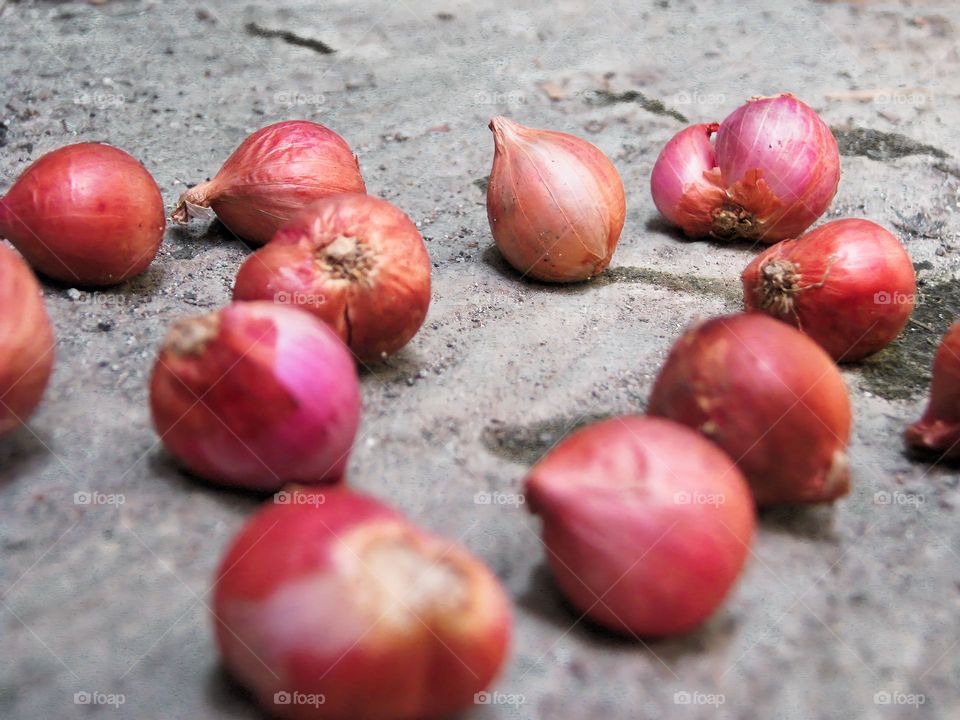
[648,313,852,506]
[0,244,55,435]
[149,301,360,490]
[214,487,512,720]
[905,322,960,458]
[651,93,840,242]
[0,143,165,286]
[172,121,366,245]
[486,116,625,282]
[233,194,431,361]
[743,218,916,361]
[525,416,755,637]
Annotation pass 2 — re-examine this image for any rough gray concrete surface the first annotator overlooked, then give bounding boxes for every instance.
[1,0,959,718]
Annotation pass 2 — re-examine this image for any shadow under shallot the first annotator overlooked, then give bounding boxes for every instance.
[517,563,739,662]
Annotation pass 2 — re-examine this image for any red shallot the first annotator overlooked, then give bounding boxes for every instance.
[0,244,55,435]
[525,416,755,637]
[0,143,165,286]
[172,120,365,245]
[742,218,916,361]
[648,313,852,506]
[149,301,360,490]
[233,194,431,361]
[214,487,512,720]
[486,116,625,282]
[905,322,960,458]
[651,93,839,242]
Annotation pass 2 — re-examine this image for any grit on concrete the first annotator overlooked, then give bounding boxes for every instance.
[1,1,959,718]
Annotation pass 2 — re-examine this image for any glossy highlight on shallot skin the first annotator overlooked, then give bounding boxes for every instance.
[648,314,852,506]
[743,218,916,361]
[650,93,840,243]
[0,143,165,286]
[486,116,626,282]
[149,302,360,490]
[0,244,55,435]
[525,416,755,637]
[213,488,512,720]
[172,120,366,245]
[905,322,960,458]
[233,194,431,362]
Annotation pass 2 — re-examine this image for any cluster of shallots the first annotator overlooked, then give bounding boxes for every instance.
[0,121,501,720]
[513,93,941,639]
[652,92,916,362]
[2,86,956,720]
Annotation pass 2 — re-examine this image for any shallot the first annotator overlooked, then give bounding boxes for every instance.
[648,313,852,506]
[214,487,512,720]
[0,143,165,286]
[487,116,625,282]
[149,301,360,490]
[172,120,365,245]
[233,194,431,361]
[526,416,755,637]
[0,244,55,435]
[651,93,839,242]
[742,218,916,361]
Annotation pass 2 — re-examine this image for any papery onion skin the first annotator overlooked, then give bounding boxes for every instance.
[173,121,366,246]
[525,416,754,637]
[648,314,852,506]
[214,488,512,720]
[486,116,626,282]
[743,218,916,362]
[0,244,55,435]
[0,144,165,286]
[905,322,960,458]
[149,301,360,490]
[650,93,839,243]
[233,194,431,362]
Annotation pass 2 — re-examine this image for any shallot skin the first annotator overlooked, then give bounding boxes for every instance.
[0,244,55,435]
[214,488,512,720]
[173,121,365,245]
[233,194,431,362]
[486,116,626,282]
[149,302,360,490]
[0,143,165,286]
[525,416,755,637]
[648,314,852,506]
[905,322,960,458]
[743,218,916,361]
[651,93,839,243]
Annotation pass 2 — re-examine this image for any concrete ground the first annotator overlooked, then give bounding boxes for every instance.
[1,0,959,718]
